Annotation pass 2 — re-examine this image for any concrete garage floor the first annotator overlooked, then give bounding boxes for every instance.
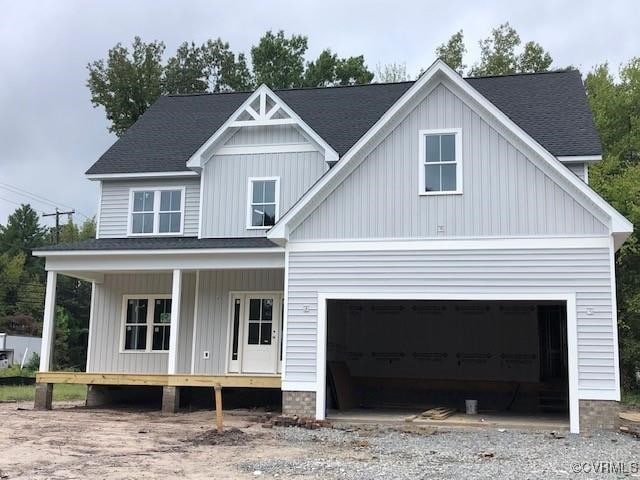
[328,409,569,431]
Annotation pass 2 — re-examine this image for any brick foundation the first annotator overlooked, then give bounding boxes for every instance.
[282,391,316,417]
[34,383,53,410]
[161,386,181,414]
[579,400,620,432]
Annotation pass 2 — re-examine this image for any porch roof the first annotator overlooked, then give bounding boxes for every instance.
[33,236,280,252]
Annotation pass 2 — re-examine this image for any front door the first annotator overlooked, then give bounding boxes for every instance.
[241,295,281,373]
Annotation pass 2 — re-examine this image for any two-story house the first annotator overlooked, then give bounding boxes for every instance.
[33,60,632,433]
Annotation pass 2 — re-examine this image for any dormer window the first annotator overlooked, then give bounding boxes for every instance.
[419,129,462,195]
[247,177,280,229]
[128,187,185,235]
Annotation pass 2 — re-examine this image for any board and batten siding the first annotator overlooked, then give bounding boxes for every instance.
[224,125,308,146]
[192,269,284,375]
[97,178,200,238]
[290,84,607,240]
[87,272,196,374]
[285,247,617,398]
[200,151,327,238]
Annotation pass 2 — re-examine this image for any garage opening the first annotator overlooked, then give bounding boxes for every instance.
[325,300,569,428]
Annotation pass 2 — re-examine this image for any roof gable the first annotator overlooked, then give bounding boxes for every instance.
[267,60,631,241]
[85,70,601,176]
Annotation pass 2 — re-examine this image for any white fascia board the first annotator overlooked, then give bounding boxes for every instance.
[268,59,632,240]
[557,155,603,163]
[186,84,339,169]
[86,171,199,181]
[33,247,284,257]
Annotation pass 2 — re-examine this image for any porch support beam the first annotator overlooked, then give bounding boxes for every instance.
[39,270,57,373]
[167,269,182,375]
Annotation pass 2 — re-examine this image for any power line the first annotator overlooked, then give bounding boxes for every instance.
[43,208,75,244]
[0,183,91,219]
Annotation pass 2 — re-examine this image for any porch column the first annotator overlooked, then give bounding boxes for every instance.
[35,270,57,410]
[163,269,183,414]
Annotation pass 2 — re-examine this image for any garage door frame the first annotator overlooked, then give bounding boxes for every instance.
[316,292,579,433]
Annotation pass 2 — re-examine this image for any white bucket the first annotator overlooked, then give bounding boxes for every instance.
[465,399,478,415]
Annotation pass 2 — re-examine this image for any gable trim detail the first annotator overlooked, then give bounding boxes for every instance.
[186,84,339,169]
[267,60,632,241]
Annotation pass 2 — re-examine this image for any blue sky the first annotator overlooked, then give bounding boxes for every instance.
[0,0,638,227]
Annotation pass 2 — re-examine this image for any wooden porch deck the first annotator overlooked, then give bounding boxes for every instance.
[36,372,281,389]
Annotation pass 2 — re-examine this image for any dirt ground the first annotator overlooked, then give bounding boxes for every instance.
[1,401,639,480]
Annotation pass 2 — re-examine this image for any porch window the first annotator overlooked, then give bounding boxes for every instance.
[129,187,184,235]
[247,177,279,229]
[122,295,172,352]
[419,129,462,195]
[247,298,273,345]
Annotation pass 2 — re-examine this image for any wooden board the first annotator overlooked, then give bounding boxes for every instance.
[36,372,281,389]
[620,411,640,423]
[420,407,456,420]
[328,361,358,410]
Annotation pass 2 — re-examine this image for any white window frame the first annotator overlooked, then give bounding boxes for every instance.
[120,294,172,353]
[127,186,186,236]
[246,177,280,230]
[418,128,463,196]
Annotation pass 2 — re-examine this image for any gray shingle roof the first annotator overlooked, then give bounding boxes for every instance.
[86,70,601,175]
[34,237,280,252]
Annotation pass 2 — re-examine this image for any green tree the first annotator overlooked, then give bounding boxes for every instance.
[305,50,374,87]
[518,41,553,73]
[436,30,467,74]
[375,63,410,83]
[87,37,165,136]
[0,204,47,273]
[251,30,308,88]
[586,58,640,391]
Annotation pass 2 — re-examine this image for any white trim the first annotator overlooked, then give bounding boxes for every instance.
[557,155,602,163]
[267,59,632,240]
[584,163,589,185]
[87,171,199,181]
[85,281,96,371]
[578,389,620,401]
[119,293,173,354]
[287,236,610,252]
[167,269,182,374]
[282,381,316,392]
[127,186,186,237]
[95,181,102,239]
[215,143,318,156]
[197,171,204,239]
[418,128,463,195]
[313,291,580,433]
[246,177,281,230]
[190,270,200,374]
[282,248,290,384]
[186,84,339,169]
[609,235,622,401]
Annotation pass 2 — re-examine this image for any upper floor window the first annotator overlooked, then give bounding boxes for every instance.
[129,187,184,235]
[419,129,462,195]
[247,177,280,229]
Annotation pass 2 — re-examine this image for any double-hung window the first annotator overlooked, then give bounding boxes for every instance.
[122,295,172,352]
[419,129,462,195]
[247,177,279,229]
[129,187,185,235]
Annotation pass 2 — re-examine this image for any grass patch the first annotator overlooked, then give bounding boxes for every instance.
[0,365,36,378]
[0,384,86,402]
[622,391,640,408]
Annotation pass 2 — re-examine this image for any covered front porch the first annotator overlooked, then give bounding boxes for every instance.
[33,239,286,419]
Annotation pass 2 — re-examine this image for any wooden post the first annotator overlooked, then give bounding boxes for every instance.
[214,384,223,432]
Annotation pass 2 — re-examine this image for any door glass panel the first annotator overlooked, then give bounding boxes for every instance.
[248,322,260,344]
[232,299,241,360]
[249,299,261,320]
[260,322,272,345]
[262,299,273,321]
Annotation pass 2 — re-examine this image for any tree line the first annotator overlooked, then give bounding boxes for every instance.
[1,23,638,392]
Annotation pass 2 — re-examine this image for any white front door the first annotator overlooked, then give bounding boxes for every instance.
[241,295,281,373]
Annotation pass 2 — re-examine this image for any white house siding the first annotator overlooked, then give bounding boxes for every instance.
[285,247,616,400]
[564,162,588,183]
[87,272,196,374]
[224,125,308,146]
[290,84,607,240]
[97,178,200,238]
[200,151,327,238]
[192,269,284,375]
[4,335,41,365]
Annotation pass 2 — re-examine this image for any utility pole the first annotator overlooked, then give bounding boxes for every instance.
[43,208,75,244]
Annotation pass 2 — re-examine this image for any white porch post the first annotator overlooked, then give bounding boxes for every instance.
[167,269,182,375]
[39,270,57,372]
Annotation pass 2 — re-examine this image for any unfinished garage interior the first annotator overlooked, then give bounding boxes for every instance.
[325,299,569,426]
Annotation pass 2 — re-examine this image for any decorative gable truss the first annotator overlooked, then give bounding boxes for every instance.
[187,85,339,169]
